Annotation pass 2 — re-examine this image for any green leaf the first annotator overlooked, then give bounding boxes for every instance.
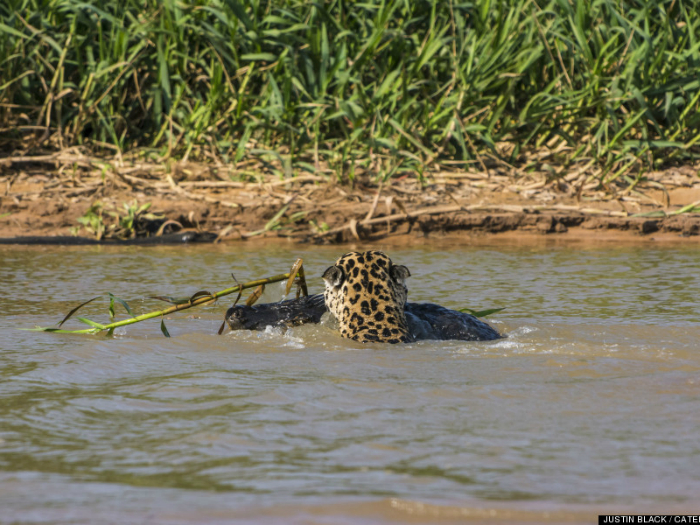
[241,53,277,62]
[189,290,215,302]
[157,34,171,112]
[669,200,700,216]
[75,317,107,329]
[149,295,188,305]
[108,293,135,317]
[58,297,101,327]
[265,203,290,231]
[160,318,171,338]
[24,326,99,334]
[374,70,400,99]
[0,22,30,40]
[221,0,253,30]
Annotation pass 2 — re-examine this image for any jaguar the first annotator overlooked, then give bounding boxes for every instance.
[322,250,413,343]
[225,251,501,343]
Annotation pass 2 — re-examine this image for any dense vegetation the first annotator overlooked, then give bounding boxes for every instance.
[1,0,699,182]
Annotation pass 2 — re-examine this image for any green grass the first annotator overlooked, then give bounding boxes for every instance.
[1,0,699,182]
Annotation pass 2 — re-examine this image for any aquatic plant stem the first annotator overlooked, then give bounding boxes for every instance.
[30,271,299,335]
[103,273,294,331]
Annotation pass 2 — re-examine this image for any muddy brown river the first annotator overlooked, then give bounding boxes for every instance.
[1,242,699,524]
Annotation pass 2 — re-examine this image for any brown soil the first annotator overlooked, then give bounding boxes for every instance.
[2,151,699,245]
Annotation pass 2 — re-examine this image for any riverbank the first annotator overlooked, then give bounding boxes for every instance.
[2,152,699,245]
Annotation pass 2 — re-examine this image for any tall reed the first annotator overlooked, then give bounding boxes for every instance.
[1,0,698,181]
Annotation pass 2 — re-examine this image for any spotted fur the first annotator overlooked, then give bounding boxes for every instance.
[322,251,413,344]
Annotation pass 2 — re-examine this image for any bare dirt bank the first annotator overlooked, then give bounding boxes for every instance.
[2,153,699,245]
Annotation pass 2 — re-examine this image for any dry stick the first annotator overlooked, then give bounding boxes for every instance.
[317,205,463,237]
[432,172,489,181]
[364,182,383,222]
[316,203,631,238]
[245,284,266,306]
[296,261,309,297]
[1,153,88,165]
[547,204,627,216]
[348,219,360,240]
[463,132,490,178]
[165,175,240,209]
[263,175,326,188]
[284,258,309,298]
[178,181,245,189]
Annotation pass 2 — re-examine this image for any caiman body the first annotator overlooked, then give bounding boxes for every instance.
[225,293,501,342]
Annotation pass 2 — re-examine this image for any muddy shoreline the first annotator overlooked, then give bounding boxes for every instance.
[2,155,699,245]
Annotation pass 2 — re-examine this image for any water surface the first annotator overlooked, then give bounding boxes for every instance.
[1,243,699,524]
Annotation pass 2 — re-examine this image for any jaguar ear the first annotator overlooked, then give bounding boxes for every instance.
[390,264,410,281]
[322,265,345,287]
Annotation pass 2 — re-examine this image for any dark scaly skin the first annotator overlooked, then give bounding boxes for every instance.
[226,294,327,331]
[403,302,501,341]
[0,232,217,245]
[225,294,501,342]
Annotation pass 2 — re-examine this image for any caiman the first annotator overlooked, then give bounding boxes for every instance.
[225,293,501,342]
